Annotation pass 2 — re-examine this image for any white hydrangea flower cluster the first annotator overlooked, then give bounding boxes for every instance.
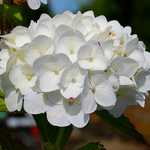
[0,11,150,128]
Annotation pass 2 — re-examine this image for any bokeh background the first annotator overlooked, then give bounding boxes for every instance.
[0,0,150,150]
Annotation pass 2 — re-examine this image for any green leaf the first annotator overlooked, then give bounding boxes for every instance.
[78,142,106,150]
[96,110,147,144]
[0,98,7,112]
[0,91,6,112]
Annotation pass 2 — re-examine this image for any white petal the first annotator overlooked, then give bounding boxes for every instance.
[90,71,108,86]
[27,0,41,10]
[135,70,150,93]
[101,40,114,60]
[53,13,73,27]
[68,111,89,128]
[124,26,132,35]
[35,23,52,37]
[61,83,84,99]
[9,65,37,95]
[60,64,87,98]
[108,20,122,39]
[125,36,138,54]
[95,15,107,29]
[46,105,70,127]
[109,99,128,118]
[83,11,95,17]
[109,75,119,91]
[0,49,9,75]
[56,31,85,63]
[129,48,145,67]
[54,25,72,44]
[136,93,145,107]
[33,54,71,76]
[38,13,51,22]
[110,86,145,117]
[95,81,116,108]
[144,51,150,69]
[111,57,139,77]
[38,71,61,92]
[8,26,31,46]
[119,76,134,85]
[5,90,20,112]
[80,87,97,114]
[78,43,108,70]
[29,35,54,54]
[24,90,46,114]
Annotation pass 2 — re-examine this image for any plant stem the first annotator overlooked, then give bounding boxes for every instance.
[33,114,73,150]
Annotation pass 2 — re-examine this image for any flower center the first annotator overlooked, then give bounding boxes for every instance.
[68,97,75,105]
[69,48,75,55]
[113,49,127,57]
[88,57,94,62]
[71,78,76,83]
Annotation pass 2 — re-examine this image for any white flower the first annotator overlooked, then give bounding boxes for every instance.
[78,42,108,71]
[53,12,74,28]
[0,49,9,75]
[45,91,89,128]
[72,11,99,40]
[0,74,23,112]
[55,31,85,62]
[33,54,71,92]
[27,0,47,10]
[60,64,87,99]
[0,11,149,128]
[110,56,139,77]
[22,35,54,65]
[29,14,54,39]
[85,71,117,109]
[134,69,150,93]
[109,85,145,117]
[24,90,47,114]
[2,26,31,48]
[9,64,37,95]
[143,51,150,69]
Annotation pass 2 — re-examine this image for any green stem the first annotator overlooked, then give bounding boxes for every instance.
[33,114,73,150]
[55,126,73,150]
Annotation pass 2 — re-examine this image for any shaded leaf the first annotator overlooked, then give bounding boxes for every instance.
[78,142,106,150]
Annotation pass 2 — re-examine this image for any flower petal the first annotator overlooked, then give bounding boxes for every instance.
[38,71,61,92]
[0,49,9,75]
[46,105,70,127]
[80,86,97,114]
[24,90,46,114]
[78,43,108,70]
[56,31,85,62]
[60,64,87,98]
[27,0,41,10]
[135,70,150,93]
[111,57,139,77]
[68,111,89,128]
[5,90,21,112]
[95,81,117,108]
[33,54,71,76]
